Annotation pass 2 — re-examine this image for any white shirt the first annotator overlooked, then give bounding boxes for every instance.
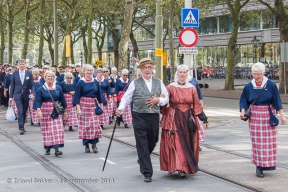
[118,76,169,111]
[19,70,25,84]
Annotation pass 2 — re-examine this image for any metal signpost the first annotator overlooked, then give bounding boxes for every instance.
[280,41,288,94]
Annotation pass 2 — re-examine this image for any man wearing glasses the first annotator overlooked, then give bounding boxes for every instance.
[9,59,35,135]
[116,58,169,182]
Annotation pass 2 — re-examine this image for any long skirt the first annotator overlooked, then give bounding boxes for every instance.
[122,105,132,124]
[160,108,199,174]
[78,97,102,140]
[98,93,110,125]
[249,105,277,167]
[40,102,64,149]
[29,99,40,124]
[63,93,78,127]
[104,93,114,116]
[198,117,205,142]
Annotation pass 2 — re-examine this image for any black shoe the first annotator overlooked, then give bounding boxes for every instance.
[45,149,50,155]
[117,122,120,127]
[85,145,90,153]
[124,124,129,128]
[69,126,75,132]
[15,116,18,120]
[30,119,34,125]
[178,171,186,179]
[100,125,105,130]
[20,130,24,135]
[256,169,264,178]
[55,148,63,156]
[24,129,26,132]
[109,120,113,124]
[144,177,152,182]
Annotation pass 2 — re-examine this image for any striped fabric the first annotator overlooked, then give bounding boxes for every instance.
[98,93,109,125]
[29,99,40,124]
[78,97,102,140]
[122,105,132,124]
[249,105,278,167]
[63,93,78,126]
[197,117,205,142]
[40,102,65,147]
[104,93,114,116]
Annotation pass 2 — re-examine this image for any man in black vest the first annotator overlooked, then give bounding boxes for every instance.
[116,58,169,182]
[9,60,35,135]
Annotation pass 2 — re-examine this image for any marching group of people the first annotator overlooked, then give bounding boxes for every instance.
[0,58,285,182]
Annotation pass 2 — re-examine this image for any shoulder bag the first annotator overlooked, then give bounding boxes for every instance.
[93,81,103,115]
[117,81,130,103]
[44,85,66,114]
[242,83,267,121]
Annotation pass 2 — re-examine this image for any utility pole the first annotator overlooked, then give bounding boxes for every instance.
[155,0,163,80]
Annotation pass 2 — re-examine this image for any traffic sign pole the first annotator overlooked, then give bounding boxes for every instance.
[184,0,193,78]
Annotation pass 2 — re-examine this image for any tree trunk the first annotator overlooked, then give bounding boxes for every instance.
[224,21,239,90]
[7,6,13,63]
[87,0,94,64]
[0,3,5,63]
[118,1,133,71]
[278,19,288,93]
[38,0,45,67]
[81,26,88,64]
[70,38,75,64]
[48,37,54,66]
[21,11,30,59]
[112,29,120,69]
[129,32,139,59]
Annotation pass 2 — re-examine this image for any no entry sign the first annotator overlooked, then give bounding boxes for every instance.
[178,28,198,47]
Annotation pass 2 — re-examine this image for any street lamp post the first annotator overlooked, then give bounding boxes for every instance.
[251,36,260,64]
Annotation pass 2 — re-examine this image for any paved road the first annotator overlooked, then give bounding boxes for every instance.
[1,78,288,192]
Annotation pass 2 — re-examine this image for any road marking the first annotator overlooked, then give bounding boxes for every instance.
[99,157,116,164]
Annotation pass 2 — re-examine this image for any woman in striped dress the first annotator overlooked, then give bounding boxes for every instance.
[72,64,103,153]
[34,70,68,156]
[95,68,111,130]
[114,69,132,128]
[60,72,78,131]
[29,68,42,125]
[240,62,286,178]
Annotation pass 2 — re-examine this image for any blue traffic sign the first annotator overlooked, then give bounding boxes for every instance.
[181,8,199,28]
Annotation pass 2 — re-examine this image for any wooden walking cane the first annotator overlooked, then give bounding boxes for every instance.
[102,120,117,172]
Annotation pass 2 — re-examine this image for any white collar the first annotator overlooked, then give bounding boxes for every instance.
[119,77,129,83]
[251,76,268,88]
[95,76,105,82]
[142,76,152,82]
[80,77,94,83]
[19,70,25,73]
[64,80,72,84]
[170,82,194,88]
[43,82,56,90]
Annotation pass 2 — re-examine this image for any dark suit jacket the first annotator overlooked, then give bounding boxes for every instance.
[10,70,35,101]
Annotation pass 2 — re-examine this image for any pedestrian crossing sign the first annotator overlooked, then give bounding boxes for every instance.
[181,8,199,28]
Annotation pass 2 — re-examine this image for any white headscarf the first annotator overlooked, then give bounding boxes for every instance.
[174,64,191,83]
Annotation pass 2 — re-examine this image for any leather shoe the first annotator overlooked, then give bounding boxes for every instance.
[144,177,152,182]
[92,144,98,153]
[85,145,90,153]
[45,149,50,155]
[124,124,129,128]
[256,169,264,178]
[20,130,24,135]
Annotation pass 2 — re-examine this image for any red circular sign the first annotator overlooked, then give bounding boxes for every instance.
[178,28,198,47]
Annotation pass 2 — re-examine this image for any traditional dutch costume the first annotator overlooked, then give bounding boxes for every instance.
[33,82,67,155]
[95,77,111,127]
[240,76,282,173]
[72,78,103,153]
[60,80,78,130]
